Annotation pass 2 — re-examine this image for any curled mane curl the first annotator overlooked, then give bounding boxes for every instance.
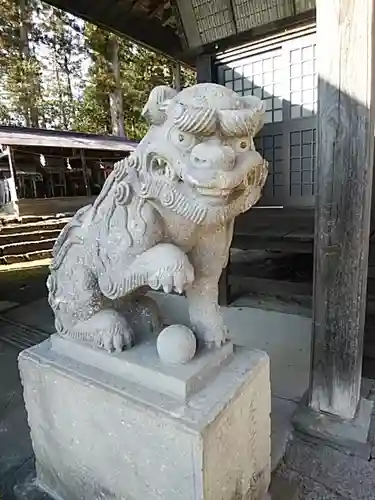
[173,105,217,136]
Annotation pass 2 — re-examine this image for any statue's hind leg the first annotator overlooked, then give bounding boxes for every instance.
[111,292,163,343]
[47,259,133,353]
[70,308,133,352]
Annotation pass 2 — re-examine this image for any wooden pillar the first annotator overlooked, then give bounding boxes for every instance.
[172,61,181,92]
[8,146,19,202]
[309,0,375,420]
[196,54,215,83]
[80,149,91,197]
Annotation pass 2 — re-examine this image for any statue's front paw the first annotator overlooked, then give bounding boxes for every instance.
[201,326,228,348]
[148,253,194,295]
[190,316,228,348]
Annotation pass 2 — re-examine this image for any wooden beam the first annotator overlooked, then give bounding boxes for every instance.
[42,0,192,65]
[309,0,375,420]
[232,234,313,254]
[228,275,312,298]
[80,149,91,197]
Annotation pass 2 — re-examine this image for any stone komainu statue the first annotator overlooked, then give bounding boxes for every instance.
[47,83,268,352]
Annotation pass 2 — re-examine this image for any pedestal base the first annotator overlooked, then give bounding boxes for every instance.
[292,396,374,457]
[19,335,271,500]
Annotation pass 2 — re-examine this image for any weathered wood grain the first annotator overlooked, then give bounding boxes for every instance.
[309,0,375,419]
[80,149,91,197]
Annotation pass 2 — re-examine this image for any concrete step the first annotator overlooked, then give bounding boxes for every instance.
[0,212,73,226]
[0,249,53,265]
[0,217,70,235]
[0,213,71,265]
[0,238,56,257]
[0,228,62,245]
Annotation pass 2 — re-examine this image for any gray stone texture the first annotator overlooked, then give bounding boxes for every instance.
[282,436,375,500]
[292,397,373,446]
[19,338,271,500]
[46,83,268,353]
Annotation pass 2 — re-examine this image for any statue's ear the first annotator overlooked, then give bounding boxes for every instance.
[142,86,178,125]
[239,95,266,136]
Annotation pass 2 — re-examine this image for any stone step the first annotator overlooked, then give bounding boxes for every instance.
[0,228,62,245]
[0,249,53,265]
[0,238,56,257]
[0,212,73,226]
[0,213,71,265]
[0,217,70,235]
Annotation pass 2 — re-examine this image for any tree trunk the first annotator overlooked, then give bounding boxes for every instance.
[18,0,39,127]
[64,53,74,102]
[53,39,68,129]
[108,34,125,137]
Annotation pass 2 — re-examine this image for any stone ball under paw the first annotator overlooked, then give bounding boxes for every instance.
[157,324,197,365]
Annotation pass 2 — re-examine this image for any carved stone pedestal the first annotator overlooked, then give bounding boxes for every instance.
[19,335,271,500]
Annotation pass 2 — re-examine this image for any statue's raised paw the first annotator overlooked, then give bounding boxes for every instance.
[148,251,194,295]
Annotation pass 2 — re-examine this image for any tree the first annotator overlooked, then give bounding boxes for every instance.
[0,0,43,126]
[108,34,125,137]
[73,22,196,139]
[38,7,84,129]
[0,2,197,136]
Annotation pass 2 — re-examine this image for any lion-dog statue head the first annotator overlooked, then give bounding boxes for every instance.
[127,83,268,224]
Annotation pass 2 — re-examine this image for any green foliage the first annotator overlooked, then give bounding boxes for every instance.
[0,0,197,138]
[0,0,44,126]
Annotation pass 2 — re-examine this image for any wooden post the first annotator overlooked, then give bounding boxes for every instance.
[309,0,375,420]
[80,149,91,197]
[172,61,181,92]
[8,146,19,203]
[7,147,18,195]
[196,54,215,83]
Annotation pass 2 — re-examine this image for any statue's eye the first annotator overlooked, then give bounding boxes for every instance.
[231,137,251,153]
[170,127,196,150]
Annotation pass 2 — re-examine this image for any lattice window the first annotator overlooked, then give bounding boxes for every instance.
[222,51,283,124]
[289,43,317,119]
[216,31,317,206]
[289,128,316,197]
[255,133,283,198]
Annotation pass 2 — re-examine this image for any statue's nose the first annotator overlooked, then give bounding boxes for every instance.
[191,143,235,171]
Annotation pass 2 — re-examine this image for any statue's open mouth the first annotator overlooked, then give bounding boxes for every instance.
[145,152,264,201]
[148,154,177,181]
[191,168,257,199]
[195,186,232,197]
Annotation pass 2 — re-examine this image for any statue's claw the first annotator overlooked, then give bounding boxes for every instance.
[70,309,134,353]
